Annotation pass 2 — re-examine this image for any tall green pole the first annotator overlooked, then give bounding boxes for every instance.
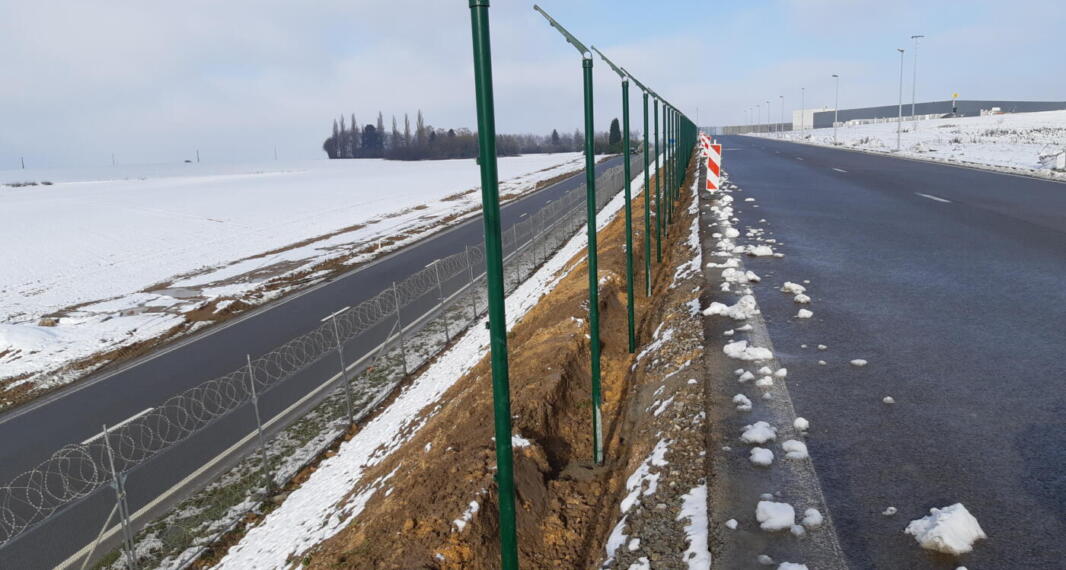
[653,97,661,262]
[592,47,635,354]
[581,57,603,465]
[621,79,634,352]
[467,3,518,568]
[665,104,672,226]
[532,3,603,467]
[642,91,650,295]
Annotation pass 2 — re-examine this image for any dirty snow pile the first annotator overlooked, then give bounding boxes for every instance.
[904,503,987,555]
[760,109,1066,179]
[0,153,586,398]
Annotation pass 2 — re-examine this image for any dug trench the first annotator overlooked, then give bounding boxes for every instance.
[293,156,710,569]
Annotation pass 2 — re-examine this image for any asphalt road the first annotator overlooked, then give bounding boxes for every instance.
[721,135,1066,568]
[0,154,627,568]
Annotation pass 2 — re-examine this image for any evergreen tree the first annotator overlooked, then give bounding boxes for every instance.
[416,110,426,145]
[551,129,561,148]
[391,115,399,149]
[376,112,386,148]
[608,118,622,153]
[350,113,359,157]
[403,113,412,147]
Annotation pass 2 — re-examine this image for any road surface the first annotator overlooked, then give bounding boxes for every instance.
[721,134,1066,568]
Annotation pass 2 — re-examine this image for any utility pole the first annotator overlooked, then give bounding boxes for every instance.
[911,34,925,128]
[20,156,25,169]
[832,74,840,145]
[534,4,604,466]
[467,2,518,568]
[897,48,905,151]
[196,149,200,163]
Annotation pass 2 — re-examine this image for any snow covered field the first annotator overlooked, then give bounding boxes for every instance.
[755,110,1066,179]
[0,153,584,402]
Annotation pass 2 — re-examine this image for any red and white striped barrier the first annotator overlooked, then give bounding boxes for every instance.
[705,143,722,191]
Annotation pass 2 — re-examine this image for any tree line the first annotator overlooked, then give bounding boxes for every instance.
[323,111,630,160]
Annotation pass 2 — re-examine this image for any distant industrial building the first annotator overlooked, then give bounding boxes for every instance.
[808,99,1066,129]
[710,99,1066,135]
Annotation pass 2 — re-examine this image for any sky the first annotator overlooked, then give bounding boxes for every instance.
[1,0,1062,168]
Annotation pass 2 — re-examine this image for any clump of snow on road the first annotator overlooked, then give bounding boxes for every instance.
[781,282,806,295]
[745,245,775,257]
[756,501,796,531]
[793,417,810,431]
[782,440,809,460]
[796,309,813,319]
[802,508,824,529]
[677,484,712,569]
[905,503,987,555]
[778,563,809,570]
[733,394,753,412]
[750,447,774,467]
[850,359,868,367]
[724,340,773,361]
[703,295,759,320]
[741,421,777,444]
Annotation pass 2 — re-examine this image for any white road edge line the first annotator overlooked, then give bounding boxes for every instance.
[832,168,848,173]
[915,192,952,203]
[80,408,154,445]
[795,157,804,160]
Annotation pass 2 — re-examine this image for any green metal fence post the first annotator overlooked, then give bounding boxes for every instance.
[653,97,661,262]
[467,2,518,568]
[641,91,650,295]
[582,56,603,464]
[592,47,635,353]
[533,4,603,465]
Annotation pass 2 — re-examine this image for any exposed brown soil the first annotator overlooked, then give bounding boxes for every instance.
[293,159,704,569]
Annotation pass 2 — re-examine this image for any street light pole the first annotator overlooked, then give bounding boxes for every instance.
[765,100,771,134]
[911,34,925,128]
[832,74,840,145]
[533,4,604,466]
[466,2,517,567]
[897,47,905,151]
[779,95,784,138]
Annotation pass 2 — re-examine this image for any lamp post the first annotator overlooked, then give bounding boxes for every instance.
[832,74,840,145]
[800,87,806,138]
[592,47,635,353]
[765,100,771,134]
[533,4,604,465]
[897,48,905,151]
[466,2,517,567]
[779,95,784,138]
[911,34,925,127]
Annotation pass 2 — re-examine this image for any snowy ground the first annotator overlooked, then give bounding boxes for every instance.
[0,153,584,401]
[213,163,648,569]
[754,110,1066,179]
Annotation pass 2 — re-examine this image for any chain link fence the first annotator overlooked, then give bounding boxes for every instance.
[0,157,642,569]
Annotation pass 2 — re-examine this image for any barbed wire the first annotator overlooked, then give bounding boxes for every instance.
[0,159,637,554]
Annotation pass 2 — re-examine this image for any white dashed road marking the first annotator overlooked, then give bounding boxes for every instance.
[915,192,952,203]
[832,168,848,173]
